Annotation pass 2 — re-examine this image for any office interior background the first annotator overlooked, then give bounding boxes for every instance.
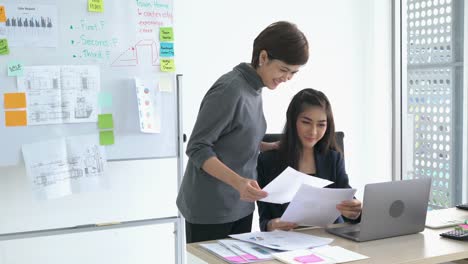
[0,0,465,263]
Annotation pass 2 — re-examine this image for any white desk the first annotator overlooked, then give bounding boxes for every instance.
[187,226,468,264]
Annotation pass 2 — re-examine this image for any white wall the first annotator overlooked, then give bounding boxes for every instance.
[176,0,393,198]
[0,1,392,263]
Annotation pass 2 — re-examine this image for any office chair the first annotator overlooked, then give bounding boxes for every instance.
[262,131,345,158]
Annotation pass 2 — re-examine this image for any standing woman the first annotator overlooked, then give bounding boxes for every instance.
[257,88,362,232]
[177,21,309,243]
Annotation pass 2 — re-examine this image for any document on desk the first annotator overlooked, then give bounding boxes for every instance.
[230,230,333,251]
[260,166,333,204]
[199,243,252,263]
[281,185,356,227]
[218,240,276,261]
[271,245,368,264]
[312,245,369,262]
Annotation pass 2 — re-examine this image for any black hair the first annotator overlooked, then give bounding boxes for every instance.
[278,88,341,169]
[251,21,309,68]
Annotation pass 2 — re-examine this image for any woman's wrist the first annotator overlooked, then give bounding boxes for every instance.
[230,175,246,192]
[266,220,274,231]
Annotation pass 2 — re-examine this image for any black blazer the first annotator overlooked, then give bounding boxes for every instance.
[256,149,359,231]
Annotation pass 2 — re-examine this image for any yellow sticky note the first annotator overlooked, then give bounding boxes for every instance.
[160,59,175,72]
[5,110,27,127]
[88,0,104,12]
[0,6,6,22]
[4,93,26,109]
[0,39,9,55]
[159,27,174,42]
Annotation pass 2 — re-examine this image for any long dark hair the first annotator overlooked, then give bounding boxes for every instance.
[278,88,341,169]
[251,21,309,68]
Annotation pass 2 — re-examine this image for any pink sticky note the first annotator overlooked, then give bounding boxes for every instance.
[459,224,468,229]
[294,254,324,263]
[225,256,248,263]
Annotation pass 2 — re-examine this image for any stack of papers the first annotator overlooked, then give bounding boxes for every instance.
[230,230,333,251]
[199,239,278,263]
[271,245,369,263]
[260,167,334,204]
[199,233,367,264]
[281,184,356,227]
[260,166,356,227]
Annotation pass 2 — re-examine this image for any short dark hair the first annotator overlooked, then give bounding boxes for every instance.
[251,21,309,68]
[278,88,341,169]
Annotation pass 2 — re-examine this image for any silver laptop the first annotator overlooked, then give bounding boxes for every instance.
[326,178,432,242]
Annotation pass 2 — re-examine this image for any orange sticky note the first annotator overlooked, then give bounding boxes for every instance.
[0,6,6,23]
[5,111,27,126]
[4,93,26,109]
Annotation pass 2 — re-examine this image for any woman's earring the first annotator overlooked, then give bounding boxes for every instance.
[259,63,263,66]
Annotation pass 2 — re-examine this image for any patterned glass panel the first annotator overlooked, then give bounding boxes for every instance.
[405,0,460,209]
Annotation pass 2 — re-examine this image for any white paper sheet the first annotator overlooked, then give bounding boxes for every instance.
[260,167,333,204]
[135,78,161,133]
[0,3,59,47]
[230,230,333,251]
[199,243,249,264]
[312,245,369,263]
[281,185,356,227]
[218,239,276,260]
[271,245,369,264]
[216,241,253,262]
[17,65,100,125]
[22,134,108,200]
[272,249,335,264]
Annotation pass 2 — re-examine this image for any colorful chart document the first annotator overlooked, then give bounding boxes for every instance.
[22,134,108,200]
[135,78,161,133]
[0,3,58,47]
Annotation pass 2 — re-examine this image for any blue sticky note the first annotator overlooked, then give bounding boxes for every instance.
[160,42,174,57]
[7,61,23,76]
[98,92,113,108]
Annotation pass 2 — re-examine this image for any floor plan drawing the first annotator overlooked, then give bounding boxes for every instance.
[22,135,107,199]
[17,65,100,125]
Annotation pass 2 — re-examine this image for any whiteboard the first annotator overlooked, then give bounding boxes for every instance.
[0,0,177,166]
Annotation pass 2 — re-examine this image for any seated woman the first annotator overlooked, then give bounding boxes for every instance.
[257,88,362,231]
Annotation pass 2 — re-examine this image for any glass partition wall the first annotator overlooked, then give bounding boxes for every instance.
[400,0,465,209]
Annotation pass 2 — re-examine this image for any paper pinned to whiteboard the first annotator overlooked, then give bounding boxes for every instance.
[17,65,100,125]
[0,3,59,47]
[22,134,108,200]
[135,78,161,133]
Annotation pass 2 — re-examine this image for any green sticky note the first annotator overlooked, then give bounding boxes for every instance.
[98,113,113,129]
[88,0,104,12]
[100,130,114,145]
[0,39,10,55]
[160,59,175,72]
[7,61,23,76]
[159,27,174,42]
[98,92,113,108]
